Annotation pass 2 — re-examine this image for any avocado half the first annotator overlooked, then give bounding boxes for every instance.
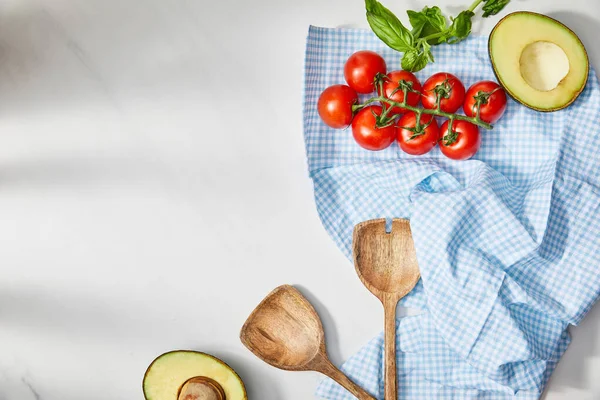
[489,11,589,112]
[143,351,247,400]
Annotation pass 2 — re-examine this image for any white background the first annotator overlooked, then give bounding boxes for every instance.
[0,0,598,399]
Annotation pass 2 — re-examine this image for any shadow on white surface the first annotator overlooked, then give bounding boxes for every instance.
[542,302,600,399]
[0,284,152,341]
[0,152,167,190]
[0,8,114,117]
[295,285,344,368]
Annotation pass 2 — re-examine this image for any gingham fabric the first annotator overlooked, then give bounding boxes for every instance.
[303,26,600,399]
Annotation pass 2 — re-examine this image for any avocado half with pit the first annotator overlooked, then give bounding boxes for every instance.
[489,11,589,112]
[143,351,247,400]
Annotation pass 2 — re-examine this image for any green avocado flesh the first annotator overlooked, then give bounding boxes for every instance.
[143,351,247,400]
[489,12,589,112]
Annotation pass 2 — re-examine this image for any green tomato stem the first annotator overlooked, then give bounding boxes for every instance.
[358,96,493,130]
[352,104,364,113]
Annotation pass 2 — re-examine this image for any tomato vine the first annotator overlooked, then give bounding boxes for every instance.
[352,77,494,131]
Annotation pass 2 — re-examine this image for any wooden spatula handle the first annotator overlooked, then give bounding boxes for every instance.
[319,357,376,400]
[383,296,399,400]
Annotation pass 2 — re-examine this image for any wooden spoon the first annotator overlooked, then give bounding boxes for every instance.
[240,285,375,400]
[178,376,226,400]
[353,219,421,400]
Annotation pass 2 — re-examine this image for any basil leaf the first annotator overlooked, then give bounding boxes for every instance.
[365,0,414,53]
[482,0,510,17]
[407,10,427,37]
[401,46,433,72]
[447,10,474,44]
[423,6,447,30]
[408,6,447,43]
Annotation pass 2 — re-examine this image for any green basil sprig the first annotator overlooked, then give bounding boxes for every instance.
[365,0,511,72]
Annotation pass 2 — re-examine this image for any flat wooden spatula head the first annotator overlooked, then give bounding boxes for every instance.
[353,218,421,302]
[240,285,325,371]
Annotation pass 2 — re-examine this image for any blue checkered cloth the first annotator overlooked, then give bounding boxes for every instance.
[303,26,600,399]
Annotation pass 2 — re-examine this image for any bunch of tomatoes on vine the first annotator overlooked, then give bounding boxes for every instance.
[317,50,508,160]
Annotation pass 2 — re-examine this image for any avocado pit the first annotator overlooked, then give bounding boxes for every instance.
[178,377,226,400]
[519,41,570,92]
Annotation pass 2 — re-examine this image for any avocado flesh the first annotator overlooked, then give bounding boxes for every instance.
[143,351,247,400]
[489,12,589,111]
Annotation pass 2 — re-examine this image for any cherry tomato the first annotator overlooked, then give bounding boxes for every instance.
[344,51,387,94]
[352,105,396,151]
[396,113,439,156]
[317,85,359,129]
[378,70,423,116]
[463,81,507,124]
[439,120,481,160]
[422,72,466,113]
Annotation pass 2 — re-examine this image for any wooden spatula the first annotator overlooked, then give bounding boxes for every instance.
[353,219,421,400]
[240,285,375,400]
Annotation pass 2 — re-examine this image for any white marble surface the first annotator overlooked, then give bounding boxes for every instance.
[0,0,598,399]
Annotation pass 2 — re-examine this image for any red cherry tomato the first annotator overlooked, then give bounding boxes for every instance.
[439,120,481,160]
[396,113,439,155]
[317,85,359,129]
[379,70,423,116]
[422,72,466,113]
[344,51,387,94]
[463,81,507,124]
[352,105,396,151]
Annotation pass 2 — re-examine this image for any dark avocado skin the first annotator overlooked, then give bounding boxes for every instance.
[488,11,590,112]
